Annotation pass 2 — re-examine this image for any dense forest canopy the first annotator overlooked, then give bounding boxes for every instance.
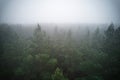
[0,23,120,80]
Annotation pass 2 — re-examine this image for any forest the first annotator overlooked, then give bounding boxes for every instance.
[0,23,120,80]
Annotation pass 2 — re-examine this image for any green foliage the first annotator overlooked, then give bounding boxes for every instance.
[35,53,50,62]
[52,67,68,80]
[75,76,103,80]
[26,54,34,62]
[47,58,57,66]
[14,67,24,76]
[42,72,52,80]
[80,60,102,74]
[1,23,120,80]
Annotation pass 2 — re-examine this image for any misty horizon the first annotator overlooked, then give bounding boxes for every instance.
[0,0,120,24]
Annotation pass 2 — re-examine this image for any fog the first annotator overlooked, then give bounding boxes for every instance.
[0,0,120,80]
[0,0,120,24]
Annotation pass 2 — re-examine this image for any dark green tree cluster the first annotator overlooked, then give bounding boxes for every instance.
[0,23,120,80]
[102,23,120,80]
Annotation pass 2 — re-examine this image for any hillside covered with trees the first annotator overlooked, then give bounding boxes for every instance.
[0,23,120,80]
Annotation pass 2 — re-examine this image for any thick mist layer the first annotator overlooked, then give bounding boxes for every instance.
[0,0,120,24]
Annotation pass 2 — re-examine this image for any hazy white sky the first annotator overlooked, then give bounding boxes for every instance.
[0,0,120,24]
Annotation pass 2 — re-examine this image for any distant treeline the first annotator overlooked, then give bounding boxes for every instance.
[0,23,120,80]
